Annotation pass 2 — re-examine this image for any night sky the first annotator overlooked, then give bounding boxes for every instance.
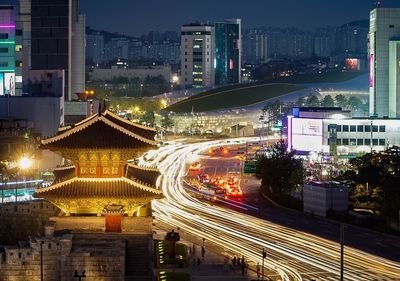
[4,0,400,36]
[80,0,400,35]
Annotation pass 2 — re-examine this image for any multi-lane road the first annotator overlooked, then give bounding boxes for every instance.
[142,138,400,281]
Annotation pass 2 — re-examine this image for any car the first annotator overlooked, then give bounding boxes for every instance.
[198,173,210,183]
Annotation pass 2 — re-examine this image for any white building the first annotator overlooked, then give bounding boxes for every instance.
[369,7,400,117]
[303,181,348,217]
[180,24,215,88]
[288,107,400,156]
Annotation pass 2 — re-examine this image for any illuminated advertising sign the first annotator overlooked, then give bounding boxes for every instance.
[290,118,323,152]
[4,72,15,95]
[0,73,3,95]
[345,58,360,71]
[369,54,374,88]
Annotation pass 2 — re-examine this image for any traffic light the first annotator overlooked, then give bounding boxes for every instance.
[262,249,266,259]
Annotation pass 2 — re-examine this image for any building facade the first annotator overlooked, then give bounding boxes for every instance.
[215,19,241,85]
[27,0,85,100]
[0,6,17,96]
[369,7,400,117]
[180,24,215,88]
[288,107,400,156]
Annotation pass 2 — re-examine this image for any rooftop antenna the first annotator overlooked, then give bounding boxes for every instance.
[376,0,382,7]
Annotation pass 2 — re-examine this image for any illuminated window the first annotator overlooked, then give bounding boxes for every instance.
[15,45,22,52]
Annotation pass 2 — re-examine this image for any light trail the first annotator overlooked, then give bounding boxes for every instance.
[146,138,400,281]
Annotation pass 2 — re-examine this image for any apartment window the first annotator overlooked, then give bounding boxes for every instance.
[184,51,187,55]
[0,48,7,53]
[357,125,364,132]
[357,139,363,145]
[365,139,371,146]
[365,125,371,132]
[342,125,349,132]
[379,125,385,132]
[336,125,342,132]
[350,125,356,132]
[372,139,378,145]
[350,139,356,145]
[372,125,378,132]
[379,139,385,146]
[184,65,187,69]
[0,33,8,39]
[184,58,187,62]
[389,25,395,28]
[342,139,349,145]
[16,29,22,36]
[0,62,8,67]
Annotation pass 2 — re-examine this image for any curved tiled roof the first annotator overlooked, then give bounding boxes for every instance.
[103,111,156,139]
[53,166,75,182]
[41,113,157,149]
[34,177,163,199]
[125,163,161,187]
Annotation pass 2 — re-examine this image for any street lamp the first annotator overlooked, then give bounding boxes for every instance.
[140,84,143,97]
[17,156,33,206]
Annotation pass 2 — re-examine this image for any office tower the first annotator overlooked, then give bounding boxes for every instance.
[181,24,215,88]
[26,0,85,100]
[215,19,241,85]
[369,7,400,117]
[86,32,105,65]
[0,6,17,96]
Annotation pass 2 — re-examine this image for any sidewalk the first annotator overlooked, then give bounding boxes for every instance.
[177,244,258,281]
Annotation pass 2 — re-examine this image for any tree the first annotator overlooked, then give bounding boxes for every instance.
[256,140,305,199]
[340,146,400,218]
[160,112,174,130]
[295,96,306,107]
[348,96,363,112]
[306,94,320,107]
[335,94,348,108]
[321,95,335,107]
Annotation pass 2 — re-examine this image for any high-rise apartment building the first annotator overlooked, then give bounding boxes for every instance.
[181,24,215,88]
[369,7,400,117]
[86,32,105,65]
[215,19,241,85]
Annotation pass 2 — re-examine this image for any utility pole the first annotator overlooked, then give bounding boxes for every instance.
[340,223,344,281]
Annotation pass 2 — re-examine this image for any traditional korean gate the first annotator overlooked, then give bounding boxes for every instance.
[105,214,122,232]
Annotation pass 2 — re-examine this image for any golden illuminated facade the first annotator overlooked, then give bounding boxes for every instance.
[34,111,163,218]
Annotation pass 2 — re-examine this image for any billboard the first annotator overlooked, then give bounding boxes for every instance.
[289,118,323,152]
[345,58,360,71]
[0,73,3,95]
[4,73,15,96]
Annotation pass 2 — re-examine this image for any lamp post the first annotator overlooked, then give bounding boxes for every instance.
[140,84,143,98]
